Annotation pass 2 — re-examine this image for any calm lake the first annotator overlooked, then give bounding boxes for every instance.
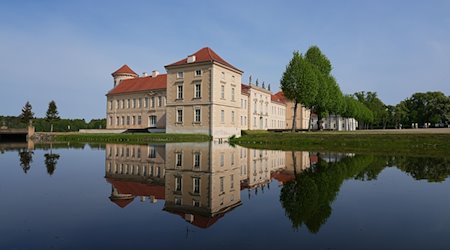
[1,142,449,250]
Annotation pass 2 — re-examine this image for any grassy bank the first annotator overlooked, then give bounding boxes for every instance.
[231,130,450,158]
[44,133,211,144]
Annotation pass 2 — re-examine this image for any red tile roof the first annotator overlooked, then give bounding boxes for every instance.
[110,198,134,208]
[271,91,288,104]
[271,171,295,184]
[169,211,225,229]
[107,74,167,95]
[241,84,250,95]
[112,64,138,76]
[107,178,165,200]
[165,47,242,72]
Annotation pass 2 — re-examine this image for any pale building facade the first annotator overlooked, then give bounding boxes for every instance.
[106,47,357,136]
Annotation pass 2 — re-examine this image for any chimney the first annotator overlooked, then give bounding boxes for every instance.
[152,70,159,77]
[187,55,196,63]
[142,72,148,77]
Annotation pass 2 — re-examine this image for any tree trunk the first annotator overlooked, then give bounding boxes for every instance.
[317,113,322,131]
[292,151,297,176]
[292,101,298,132]
[308,109,313,132]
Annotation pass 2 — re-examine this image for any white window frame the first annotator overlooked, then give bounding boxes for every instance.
[194,107,201,123]
[175,152,183,167]
[176,108,183,123]
[194,83,201,98]
[177,71,184,79]
[177,85,183,100]
[195,69,202,77]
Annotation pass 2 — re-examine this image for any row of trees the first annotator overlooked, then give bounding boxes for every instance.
[281,46,449,130]
[281,46,374,131]
[2,101,106,132]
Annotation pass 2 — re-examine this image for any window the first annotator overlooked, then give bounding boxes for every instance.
[132,116,135,125]
[220,153,224,167]
[194,108,201,123]
[221,72,225,79]
[144,97,149,108]
[195,69,202,76]
[176,153,182,167]
[175,197,182,205]
[116,116,120,126]
[149,115,157,127]
[158,96,162,107]
[109,116,112,126]
[231,153,235,165]
[193,153,200,168]
[193,200,200,207]
[193,177,200,194]
[126,116,130,125]
[232,75,235,82]
[177,71,184,79]
[108,101,112,110]
[175,176,182,191]
[138,98,141,108]
[220,110,225,124]
[149,146,156,158]
[177,85,183,99]
[230,174,234,189]
[220,176,224,193]
[231,111,235,124]
[121,116,125,125]
[151,97,155,107]
[231,87,235,101]
[115,100,119,109]
[127,99,130,109]
[194,83,201,98]
[176,109,183,123]
[132,99,136,108]
[137,116,142,125]
[221,85,225,99]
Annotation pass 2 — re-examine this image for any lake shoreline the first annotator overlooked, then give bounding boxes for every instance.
[230,129,450,158]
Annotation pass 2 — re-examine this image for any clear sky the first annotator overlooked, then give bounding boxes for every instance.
[1,0,449,120]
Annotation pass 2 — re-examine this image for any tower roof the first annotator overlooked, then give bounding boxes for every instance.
[107,74,167,95]
[165,47,242,72]
[112,64,138,76]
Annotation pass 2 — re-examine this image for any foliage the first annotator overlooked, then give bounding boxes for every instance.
[354,91,388,129]
[280,154,376,232]
[46,100,60,121]
[281,51,318,131]
[0,115,106,132]
[44,153,60,175]
[19,101,34,124]
[18,149,33,174]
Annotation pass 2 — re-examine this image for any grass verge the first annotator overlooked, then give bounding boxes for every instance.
[230,131,450,158]
[50,133,211,144]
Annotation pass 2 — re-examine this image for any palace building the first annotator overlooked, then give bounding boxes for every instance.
[106,47,356,140]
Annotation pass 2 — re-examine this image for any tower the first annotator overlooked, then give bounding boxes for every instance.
[111,64,138,87]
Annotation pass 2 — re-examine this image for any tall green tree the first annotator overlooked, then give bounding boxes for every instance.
[354,91,387,129]
[46,100,60,132]
[281,51,318,132]
[19,101,34,124]
[305,46,333,130]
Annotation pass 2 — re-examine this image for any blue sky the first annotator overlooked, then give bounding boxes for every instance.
[1,0,449,120]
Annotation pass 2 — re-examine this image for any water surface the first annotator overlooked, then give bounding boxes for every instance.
[1,142,449,249]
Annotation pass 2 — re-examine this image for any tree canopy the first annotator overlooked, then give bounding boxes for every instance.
[19,101,34,124]
[46,100,60,121]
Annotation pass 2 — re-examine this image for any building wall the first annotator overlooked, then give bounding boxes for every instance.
[284,101,310,130]
[106,90,166,130]
[165,63,242,140]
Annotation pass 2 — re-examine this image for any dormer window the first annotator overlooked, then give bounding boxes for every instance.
[195,69,202,77]
[177,72,184,79]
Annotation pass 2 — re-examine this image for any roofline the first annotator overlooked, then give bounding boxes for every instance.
[106,88,166,96]
[165,60,243,74]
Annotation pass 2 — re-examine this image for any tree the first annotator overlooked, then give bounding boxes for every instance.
[354,91,387,129]
[281,51,318,132]
[19,101,34,124]
[46,100,60,132]
[44,153,60,175]
[305,46,333,130]
[19,149,33,174]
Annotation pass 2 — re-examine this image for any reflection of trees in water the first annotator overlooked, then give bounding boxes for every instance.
[280,153,450,233]
[18,150,33,174]
[44,153,60,175]
[393,156,450,183]
[280,154,376,233]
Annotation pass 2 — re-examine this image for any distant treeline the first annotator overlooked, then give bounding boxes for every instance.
[0,116,106,132]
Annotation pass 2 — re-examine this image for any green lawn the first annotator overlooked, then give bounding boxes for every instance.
[231,131,450,158]
[49,133,211,144]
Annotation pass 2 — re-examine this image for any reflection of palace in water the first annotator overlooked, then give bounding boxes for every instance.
[105,142,314,228]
